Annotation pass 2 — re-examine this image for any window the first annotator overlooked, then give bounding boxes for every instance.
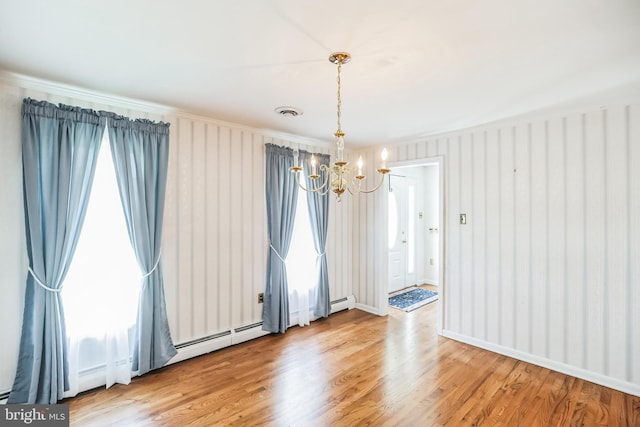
[388,191,398,249]
[286,192,317,326]
[62,130,140,393]
[407,183,415,274]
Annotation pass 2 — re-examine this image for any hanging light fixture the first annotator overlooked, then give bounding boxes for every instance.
[290,52,390,201]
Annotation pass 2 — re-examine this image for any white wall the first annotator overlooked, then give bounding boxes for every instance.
[350,149,389,314]
[0,72,352,395]
[421,165,439,285]
[0,78,27,398]
[352,92,640,395]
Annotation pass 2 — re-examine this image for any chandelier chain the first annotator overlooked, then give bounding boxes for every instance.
[336,59,342,134]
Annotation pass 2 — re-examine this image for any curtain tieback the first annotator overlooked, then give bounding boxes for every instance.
[269,244,286,263]
[141,251,162,280]
[317,251,326,258]
[28,267,61,293]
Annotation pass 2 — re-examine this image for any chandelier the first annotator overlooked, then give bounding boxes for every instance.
[290,52,390,201]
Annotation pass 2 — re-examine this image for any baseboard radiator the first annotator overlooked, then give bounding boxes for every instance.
[169,294,355,365]
[0,295,355,402]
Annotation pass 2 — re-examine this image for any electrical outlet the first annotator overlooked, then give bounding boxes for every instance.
[460,213,467,225]
[258,293,264,304]
[430,258,435,266]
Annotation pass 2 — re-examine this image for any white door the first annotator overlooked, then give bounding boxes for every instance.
[388,175,417,292]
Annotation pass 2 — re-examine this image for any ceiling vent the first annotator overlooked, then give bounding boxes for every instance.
[274,106,303,117]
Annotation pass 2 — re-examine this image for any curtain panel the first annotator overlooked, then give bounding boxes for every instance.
[300,151,332,318]
[262,144,299,333]
[105,114,177,374]
[9,99,105,404]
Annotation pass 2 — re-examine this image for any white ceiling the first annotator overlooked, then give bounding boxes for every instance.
[1,0,639,146]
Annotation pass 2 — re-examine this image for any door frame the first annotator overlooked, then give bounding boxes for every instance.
[378,156,445,334]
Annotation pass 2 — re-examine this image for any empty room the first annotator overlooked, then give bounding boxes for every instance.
[0,0,639,425]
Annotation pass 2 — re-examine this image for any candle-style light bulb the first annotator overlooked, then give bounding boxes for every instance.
[357,155,363,176]
[293,149,299,168]
[381,148,388,169]
[311,154,317,176]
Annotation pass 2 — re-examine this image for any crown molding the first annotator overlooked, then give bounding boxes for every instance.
[0,69,176,115]
[0,69,330,149]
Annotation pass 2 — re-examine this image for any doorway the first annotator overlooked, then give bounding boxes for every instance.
[385,158,443,331]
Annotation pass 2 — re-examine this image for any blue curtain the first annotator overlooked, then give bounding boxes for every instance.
[301,151,331,318]
[106,114,177,374]
[263,144,298,333]
[9,99,105,404]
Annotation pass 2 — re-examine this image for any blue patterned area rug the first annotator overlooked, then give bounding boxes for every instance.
[388,287,438,312]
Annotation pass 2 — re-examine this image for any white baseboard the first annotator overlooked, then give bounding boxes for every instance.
[354,303,386,316]
[442,329,640,398]
[418,277,438,286]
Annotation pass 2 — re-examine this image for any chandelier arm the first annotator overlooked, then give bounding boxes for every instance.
[316,164,331,189]
[292,165,331,193]
[349,174,363,191]
[293,170,326,193]
[351,172,389,194]
[342,169,359,195]
[319,186,332,196]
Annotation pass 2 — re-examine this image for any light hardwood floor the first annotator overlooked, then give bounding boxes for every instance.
[65,296,640,426]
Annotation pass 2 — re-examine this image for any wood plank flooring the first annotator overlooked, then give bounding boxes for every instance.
[64,298,640,426]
